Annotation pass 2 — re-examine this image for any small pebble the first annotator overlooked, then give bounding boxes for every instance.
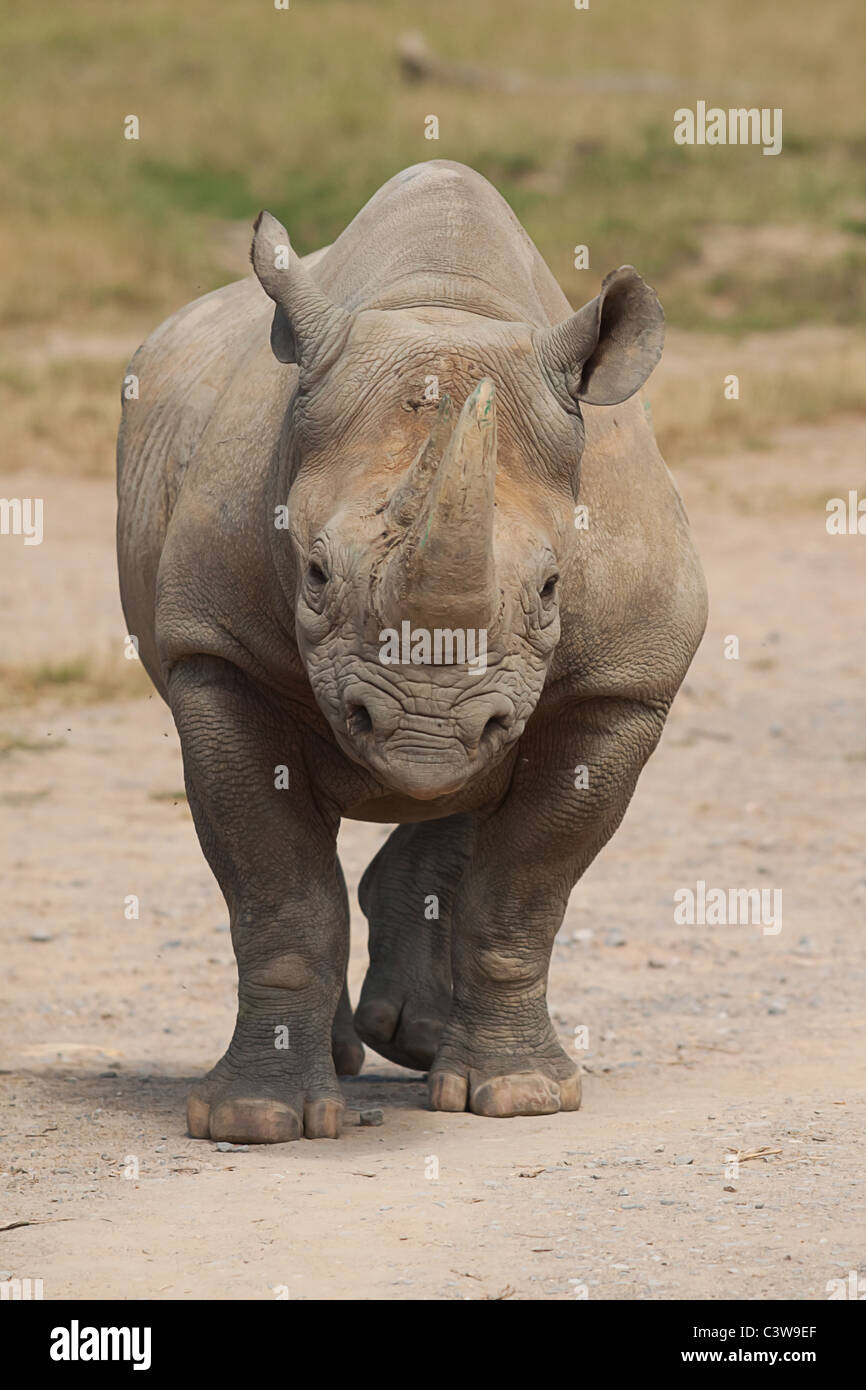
[675,1155,694,1166]
[215,1141,249,1153]
[767,1000,787,1015]
[359,1108,384,1127]
[29,929,52,943]
[604,929,627,948]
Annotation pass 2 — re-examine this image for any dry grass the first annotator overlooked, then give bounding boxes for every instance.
[0,356,124,476]
[1,0,865,333]
[0,653,154,709]
[0,0,863,485]
[649,327,866,463]
[0,731,65,756]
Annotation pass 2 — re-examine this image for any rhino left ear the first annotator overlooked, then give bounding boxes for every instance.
[250,210,352,368]
[536,266,664,408]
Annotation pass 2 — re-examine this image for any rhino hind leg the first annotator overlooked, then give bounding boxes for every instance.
[354,816,475,1071]
[332,977,365,1076]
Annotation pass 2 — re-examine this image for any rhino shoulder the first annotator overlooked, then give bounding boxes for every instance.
[118,278,268,498]
[552,397,708,703]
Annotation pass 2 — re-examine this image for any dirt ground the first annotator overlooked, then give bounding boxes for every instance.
[1,415,864,1301]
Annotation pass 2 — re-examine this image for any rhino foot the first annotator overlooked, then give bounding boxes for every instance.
[331,1033,365,1078]
[355,822,462,1071]
[187,1052,344,1144]
[354,993,449,1072]
[428,1032,581,1118]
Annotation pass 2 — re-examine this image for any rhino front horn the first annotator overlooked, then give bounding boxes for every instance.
[382,378,498,630]
[251,210,352,367]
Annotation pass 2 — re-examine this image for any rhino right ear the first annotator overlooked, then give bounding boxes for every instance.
[250,211,351,368]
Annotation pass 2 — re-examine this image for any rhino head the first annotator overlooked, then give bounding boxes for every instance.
[252,212,663,800]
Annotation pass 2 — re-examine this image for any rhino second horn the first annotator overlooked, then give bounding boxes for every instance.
[385,394,454,530]
[250,210,352,366]
[382,378,498,631]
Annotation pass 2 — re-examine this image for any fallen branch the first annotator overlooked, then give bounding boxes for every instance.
[727,1146,782,1163]
[397,31,676,95]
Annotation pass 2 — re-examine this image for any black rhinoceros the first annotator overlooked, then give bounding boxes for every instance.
[117,160,707,1143]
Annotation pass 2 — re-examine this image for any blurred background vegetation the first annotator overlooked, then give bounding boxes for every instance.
[0,0,864,473]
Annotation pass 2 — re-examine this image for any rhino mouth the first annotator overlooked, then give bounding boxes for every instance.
[336,733,482,800]
[335,704,516,800]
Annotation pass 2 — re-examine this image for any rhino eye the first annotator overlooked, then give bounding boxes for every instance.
[304,559,330,611]
[540,574,559,602]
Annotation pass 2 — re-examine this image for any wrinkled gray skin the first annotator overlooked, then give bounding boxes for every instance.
[117,161,707,1143]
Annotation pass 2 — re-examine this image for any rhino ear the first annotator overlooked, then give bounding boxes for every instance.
[536,266,664,408]
[250,210,351,368]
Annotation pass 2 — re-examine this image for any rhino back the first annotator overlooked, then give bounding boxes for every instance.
[310,160,570,326]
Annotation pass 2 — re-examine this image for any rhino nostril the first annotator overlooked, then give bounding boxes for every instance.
[480,713,510,749]
[346,702,373,739]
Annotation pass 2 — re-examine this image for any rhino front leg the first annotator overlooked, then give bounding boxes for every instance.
[169,657,350,1143]
[430,698,668,1117]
